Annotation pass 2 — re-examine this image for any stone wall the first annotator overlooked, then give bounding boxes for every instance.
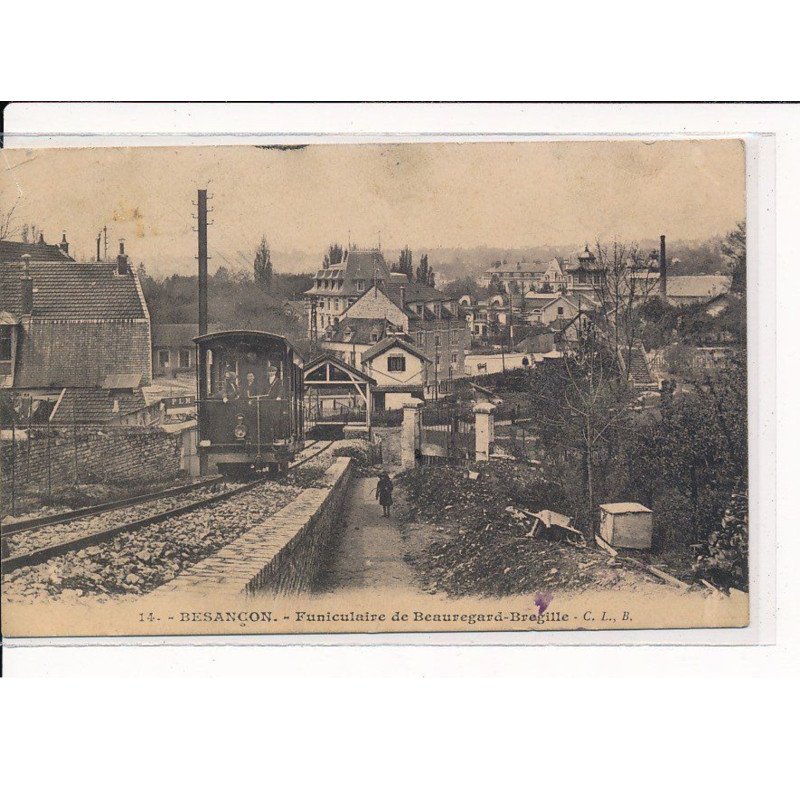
[372,426,402,469]
[1,427,184,501]
[150,457,353,598]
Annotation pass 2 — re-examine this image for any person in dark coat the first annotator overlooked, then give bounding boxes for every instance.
[376,472,394,517]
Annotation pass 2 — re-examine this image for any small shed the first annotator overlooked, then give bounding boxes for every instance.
[599,502,653,550]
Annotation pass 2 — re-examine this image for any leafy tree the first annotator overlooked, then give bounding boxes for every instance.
[253,235,273,288]
[722,220,746,294]
[508,279,520,295]
[417,253,432,285]
[322,243,345,269]
[441,276,478,298]
[398,246,414,280]
[488,273,504,294]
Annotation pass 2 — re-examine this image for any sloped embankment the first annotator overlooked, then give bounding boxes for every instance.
[401,462,657,597]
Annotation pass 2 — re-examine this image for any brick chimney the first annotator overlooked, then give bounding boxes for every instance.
[116,239,130,275]
[59,231,69,255]
[20,254,34,315]
[659,235,667,300]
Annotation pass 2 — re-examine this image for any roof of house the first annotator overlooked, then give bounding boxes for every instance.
[0,239,74,264]
[0,260,148,319]
[50,387,149,425]
[303,352,377,385]
[305,248,394,297]
[667,275,733,299]
[361,335,432,364]
[323,318,403,346]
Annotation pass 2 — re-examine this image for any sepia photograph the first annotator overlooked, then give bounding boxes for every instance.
[0,138,751,637]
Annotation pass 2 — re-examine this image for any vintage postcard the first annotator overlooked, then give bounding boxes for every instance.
[0,139,751,637]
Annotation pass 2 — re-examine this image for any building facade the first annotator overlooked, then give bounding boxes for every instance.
[1,242,152,421]
[304,247,395,335]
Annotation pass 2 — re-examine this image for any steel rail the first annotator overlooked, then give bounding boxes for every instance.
[1,440,333,573]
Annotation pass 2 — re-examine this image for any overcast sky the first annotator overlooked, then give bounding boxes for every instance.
[0,140,745,274]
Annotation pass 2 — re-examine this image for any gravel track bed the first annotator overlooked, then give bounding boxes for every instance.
[1,440,345,602]
[3,485,227,558]
[2,481,304,601]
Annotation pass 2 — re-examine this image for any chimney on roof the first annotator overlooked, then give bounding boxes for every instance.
[20,254,34,315]
[38,232,45,244]
[659,235,667,300]
[116,239,130,275]
[59,231,69,255]
[399,284,406,309]
[96,232,102,262]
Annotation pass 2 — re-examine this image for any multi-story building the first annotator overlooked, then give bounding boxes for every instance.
[563,246,606,295]
[303,247,396,336]
[318,280,470,394]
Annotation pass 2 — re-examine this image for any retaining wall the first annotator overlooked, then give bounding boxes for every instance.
[1,427,184,502]
[150,457,353,598]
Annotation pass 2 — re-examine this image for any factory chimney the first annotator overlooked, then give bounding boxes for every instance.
[659,235,667,300]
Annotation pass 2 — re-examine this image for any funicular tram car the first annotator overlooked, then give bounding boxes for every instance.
[195,331,304,477]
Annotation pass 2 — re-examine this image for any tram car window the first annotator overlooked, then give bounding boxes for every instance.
[195,331,304,478]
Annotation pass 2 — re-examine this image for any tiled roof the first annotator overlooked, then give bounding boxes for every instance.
[306,249,394,297]
[50,387,148,425]
[0,260,148,319]
[362,335,431,364]
[667,275,732,299]
[0,239,74,264]
[323,318,401,346]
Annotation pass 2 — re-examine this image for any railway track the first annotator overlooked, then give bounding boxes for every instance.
[1,439,333,573]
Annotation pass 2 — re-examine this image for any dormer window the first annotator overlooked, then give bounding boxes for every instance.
[0,325,13,361]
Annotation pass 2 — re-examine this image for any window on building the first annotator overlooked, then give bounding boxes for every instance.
[158,349,170,368]
[557,306,564,316]
[451,352,458,364]
[179,348,190,368]
[434,335,440,347]
[387,355,406,372]
[356,280,365,291]
[450,330,457,344]
[0,326,12,361]
[415,332,424,346]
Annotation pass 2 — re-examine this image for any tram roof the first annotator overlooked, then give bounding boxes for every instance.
[193,330,304,364]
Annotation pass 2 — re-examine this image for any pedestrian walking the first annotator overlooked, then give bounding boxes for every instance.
[376,472,394,517]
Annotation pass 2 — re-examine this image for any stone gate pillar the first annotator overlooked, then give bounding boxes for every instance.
[401,398,424,470]
[473,402,495,462]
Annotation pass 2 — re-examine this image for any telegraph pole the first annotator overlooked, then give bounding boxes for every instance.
[197,189,208,336]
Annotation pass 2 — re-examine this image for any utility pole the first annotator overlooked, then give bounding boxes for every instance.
[309,296,318,342]
[434,336,439,402]
[197,189,208,336]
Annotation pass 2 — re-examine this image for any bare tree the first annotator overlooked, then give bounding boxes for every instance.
[588,240,659,384]
[0,196,20,240]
